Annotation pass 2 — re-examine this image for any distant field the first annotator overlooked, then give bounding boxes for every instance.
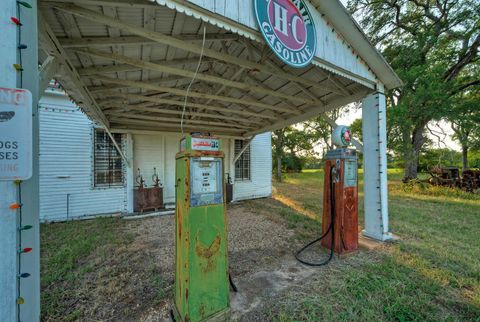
[268,168,480,321]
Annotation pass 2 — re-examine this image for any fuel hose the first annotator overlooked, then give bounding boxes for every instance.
[294,166,336,266]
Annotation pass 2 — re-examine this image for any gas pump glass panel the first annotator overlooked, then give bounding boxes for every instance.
[190,157,223,207]
[344,159,357,187]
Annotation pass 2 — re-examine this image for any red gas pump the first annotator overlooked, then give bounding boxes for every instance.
[321,149,358,254]
[296,126,359,265]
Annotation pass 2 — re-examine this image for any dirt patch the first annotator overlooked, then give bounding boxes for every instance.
[136,199,301,321]
[42,198,337,321]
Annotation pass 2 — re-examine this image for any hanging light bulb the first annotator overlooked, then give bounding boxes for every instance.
[18,247,32,254]
[18,273,30,278]
[10,17,22,26]
[9,203,21,210]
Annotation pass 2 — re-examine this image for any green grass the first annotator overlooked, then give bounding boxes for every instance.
[268,169,480,321]
[40,169,480,321]
[41,218,165,321]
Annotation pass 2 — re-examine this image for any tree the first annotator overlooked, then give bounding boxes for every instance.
[448,88,480,170]
[349,118,363,142]
[304,107,347,153]
[272,129,285,182]
[272,126,316,181]
[347,0,480,179]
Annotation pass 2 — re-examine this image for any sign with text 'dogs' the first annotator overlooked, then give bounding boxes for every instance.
[0,88,32,180]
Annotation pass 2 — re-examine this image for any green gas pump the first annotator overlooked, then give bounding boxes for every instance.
[173,134,230,322]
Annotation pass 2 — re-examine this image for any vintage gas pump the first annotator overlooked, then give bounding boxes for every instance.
[296,126,358,265]
[173,134,230,322]
[320,126,359,254]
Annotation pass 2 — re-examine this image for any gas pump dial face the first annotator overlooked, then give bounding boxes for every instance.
[190,157,223,206]
[192,161,218,194]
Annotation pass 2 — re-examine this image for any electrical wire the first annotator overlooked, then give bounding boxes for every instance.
[229,272,238,292]
[16,1,23,88]
[295,166,336,266]
[16,182,23,322]
[180,25,206,136]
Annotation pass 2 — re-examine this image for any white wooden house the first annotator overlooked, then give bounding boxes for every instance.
[39,86,272,221]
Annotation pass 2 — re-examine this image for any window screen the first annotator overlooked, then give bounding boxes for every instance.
[234,139,251,181]
[93,129,124,187]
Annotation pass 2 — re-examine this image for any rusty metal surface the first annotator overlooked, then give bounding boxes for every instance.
[174,144,229,322]
[427,166,480,192]
[134,187,164,213]
[321,159,359,254]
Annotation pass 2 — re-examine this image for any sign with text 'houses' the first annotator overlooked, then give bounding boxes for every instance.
[255,0,317,68]
[0,88,32,180]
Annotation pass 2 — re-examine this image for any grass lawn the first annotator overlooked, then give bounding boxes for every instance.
[40,169,480,321]
[269,169,480,321]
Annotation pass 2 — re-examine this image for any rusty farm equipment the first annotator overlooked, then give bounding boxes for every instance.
[427,166,480,193]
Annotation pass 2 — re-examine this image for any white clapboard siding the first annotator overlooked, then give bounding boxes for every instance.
[178,0,375,83]
[39,91,273,219]
[232,132,272,201]
[39,92,126,221]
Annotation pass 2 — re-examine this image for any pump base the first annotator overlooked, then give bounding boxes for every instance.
[172,305,230,322]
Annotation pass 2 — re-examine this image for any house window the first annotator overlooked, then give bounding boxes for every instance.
[234,139,251,181]
[93,129,124,187]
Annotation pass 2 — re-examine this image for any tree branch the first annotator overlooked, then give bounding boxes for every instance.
[444,33,480,81]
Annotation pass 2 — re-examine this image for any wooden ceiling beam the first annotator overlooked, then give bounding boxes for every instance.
[78,57,215,76]
[59,34,239,48]
[87,75,298,115]
[103,103,264,125]
[108,117,247,133]
[38,13,109,126]
[245,90,371,137]
[53,4,347,96]
[106,112,254,129]
[87,75,188,93]
[75,47,316,105]
[98,92,277,120]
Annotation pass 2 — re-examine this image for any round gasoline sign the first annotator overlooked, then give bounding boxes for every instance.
[332,125,352,148]
[255,0,316,68]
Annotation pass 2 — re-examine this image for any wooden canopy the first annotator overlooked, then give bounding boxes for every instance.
[38,0,379,137]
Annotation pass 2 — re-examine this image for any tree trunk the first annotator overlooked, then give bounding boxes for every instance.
[462,144,468,171]
[276,153,282,182]
[274,129,285,182]
[404,123,427,180]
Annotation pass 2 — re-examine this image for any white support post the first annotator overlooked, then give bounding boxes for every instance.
[19,1,41,320]
[1,0,40,321]
[0,1,20,320]
[362,88,392,241]
[125,133,134,213]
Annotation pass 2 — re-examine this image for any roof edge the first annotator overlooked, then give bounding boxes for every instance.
[311,0,403,89]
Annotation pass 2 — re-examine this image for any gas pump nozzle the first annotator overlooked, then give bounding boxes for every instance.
[333,159,341,183]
